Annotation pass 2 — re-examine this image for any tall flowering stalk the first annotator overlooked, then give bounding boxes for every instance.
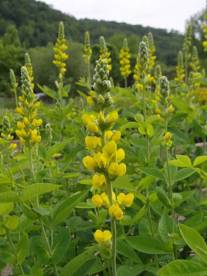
[53,22,69,104]
[183,24,192,82]
[15,66,42,175]
[83,31,92,85]
[175,51,185,88]
[119,38,131,87]
[99,36,112,73]
[82,59,133,276]
[10,69,18,107]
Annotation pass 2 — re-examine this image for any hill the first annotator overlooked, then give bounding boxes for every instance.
[0,0,183,66]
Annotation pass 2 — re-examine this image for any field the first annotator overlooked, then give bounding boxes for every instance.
[1,19,207,276]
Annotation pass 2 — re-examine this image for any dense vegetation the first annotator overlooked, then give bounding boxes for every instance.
[1,2,207,276]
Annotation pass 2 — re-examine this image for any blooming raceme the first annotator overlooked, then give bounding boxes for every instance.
[99,36,112,72]
[53,22,69,81]
[15,66,42,146]
[119,38,131,81]
[82,58,134,245]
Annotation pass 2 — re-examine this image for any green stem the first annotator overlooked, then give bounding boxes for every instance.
[106,176,117,276]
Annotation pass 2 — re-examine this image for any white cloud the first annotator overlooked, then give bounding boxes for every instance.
[40,0,205,32]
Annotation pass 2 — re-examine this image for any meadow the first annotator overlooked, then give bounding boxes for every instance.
[1,19,207,276]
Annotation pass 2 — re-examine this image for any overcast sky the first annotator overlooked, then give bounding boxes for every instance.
[41,0,205,33]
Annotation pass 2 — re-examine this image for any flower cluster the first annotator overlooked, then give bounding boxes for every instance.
[175,51,185,85]
[82,58,134,245]
[15,66,42,146]
[83,31,92,65]
[119,38,131,81]
[53,22,69,81]
[0,116,17,153]
[99,36,112,72]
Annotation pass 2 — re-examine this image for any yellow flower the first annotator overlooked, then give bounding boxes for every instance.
[85,136,101,150]
[86,96,94,105]
[104,130,113,141]
[23,117,30,125]
[9,143,17,150]
[109,203,124,220]
[117,193,134,207]
[167,105,174,113]
[92,194,103,207]
[106,111,119,124]
[101,192,110,207]
[164,132,172,142]
[92,174,106,188]
[112,131,121,142]
[82,114,95,125]
[16,129,27,138]
[30,129,41,143]
[16,107,24,115]
[82,155,96,170]
[108,162,126,177]
[32,118,43,127]
[17,121,25,129]
[116,148,125,162]
[94,229,112,244]
[94,152,107,168]
[103,141,117,157]
[87,122,99,133]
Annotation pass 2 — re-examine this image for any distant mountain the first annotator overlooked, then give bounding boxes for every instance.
[0,0,184,66]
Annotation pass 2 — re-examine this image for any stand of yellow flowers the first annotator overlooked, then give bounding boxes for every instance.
[82,58,134,276]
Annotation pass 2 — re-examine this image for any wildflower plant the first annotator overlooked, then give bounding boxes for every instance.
[99,36,112,72]
[82,58,133,275]
[83,31,92,85]
[119,38,131,87]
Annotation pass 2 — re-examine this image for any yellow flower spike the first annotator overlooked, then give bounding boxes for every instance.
[109,203,124,220]
[167,105,174,113]
[85,136,101,150]
[106,111,119,124]
[92,194,104,208]
[104,130,113,141]
[87,121,99,133]
[94,229,112,244]
[94,152,107,168]
[16,129,27,138]
[101,192,110,207]
[92,174,106,188]
[111,131,121,142]
[103,141,117,157]
[17,121,25,129]
[82,156,97,170]
[116,148,125,162]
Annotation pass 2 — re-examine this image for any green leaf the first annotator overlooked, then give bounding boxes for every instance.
[156,187,171,209]
[117,264,144,276]
[126,235,171,254]
[139,167,164,180]
[112,175,135,191]
[117,240,142,263]
[60,247,96,276]
[179,224,207,264]
[174,168,195,182]
[193,156,207,167]
[22,183,60,201]
[17,232,29,264]
[4,215,19,230]
[52,192,86,225]
[0,191,19,202]
[158,212,176,243]
[158,260,207,276]
[169,155,192,168]
[0,202,14,216]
